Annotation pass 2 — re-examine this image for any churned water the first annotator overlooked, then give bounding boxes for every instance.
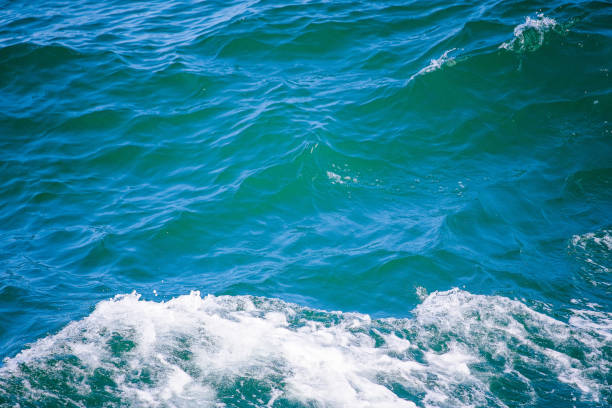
[0,0,610,407]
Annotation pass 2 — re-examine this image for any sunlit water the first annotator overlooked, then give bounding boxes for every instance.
[0,0,610,407]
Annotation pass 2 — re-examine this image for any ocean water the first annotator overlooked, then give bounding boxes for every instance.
[0,0,610,406]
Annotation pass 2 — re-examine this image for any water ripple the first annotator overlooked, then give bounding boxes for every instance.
[0,1,611,405]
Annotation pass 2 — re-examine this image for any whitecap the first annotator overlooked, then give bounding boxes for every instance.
[499,14,559,52]
[572,229,612,252]
[0,289,609,407]
[409,48,457,81]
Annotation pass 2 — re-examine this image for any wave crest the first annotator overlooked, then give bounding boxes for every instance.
[500,14,560,52]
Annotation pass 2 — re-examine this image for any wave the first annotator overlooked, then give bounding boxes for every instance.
[1,289,609,407]
[408,13,563,82]
[409,48,457,82]
[499,14,560,52]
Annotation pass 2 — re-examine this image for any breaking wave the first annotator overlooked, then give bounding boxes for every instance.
[409,48,457,81]
[1,289,610,407]
[500,14,561,52]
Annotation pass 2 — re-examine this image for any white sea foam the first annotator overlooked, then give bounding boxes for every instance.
[410,48,457,81]
[1,289,610,407]
[500,14,559,52]
[570,309,612,343]
[572,229,612,252]
[326,170,344,184]
[327,169,358,185]
[570,229,611,281]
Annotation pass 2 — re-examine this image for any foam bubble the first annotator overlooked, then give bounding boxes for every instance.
[500,14,559,52]
[326,169,358,185]
[1,289,609,407]
[326,170,344,184]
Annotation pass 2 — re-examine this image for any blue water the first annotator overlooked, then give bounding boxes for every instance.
[0,0,611,406]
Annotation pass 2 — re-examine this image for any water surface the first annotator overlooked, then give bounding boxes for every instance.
[0,0,610,406]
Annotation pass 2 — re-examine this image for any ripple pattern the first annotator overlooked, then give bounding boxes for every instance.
[0,0,611,406]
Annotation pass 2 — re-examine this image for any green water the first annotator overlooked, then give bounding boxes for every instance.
[0,0,610,406]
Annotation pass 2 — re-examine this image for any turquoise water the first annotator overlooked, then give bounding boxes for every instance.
[0,0,611,406]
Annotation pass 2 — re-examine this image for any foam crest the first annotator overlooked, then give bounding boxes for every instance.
[409,49,457,81]
[572,230,612,252]
[570,229,611,284]
[500,14,559,52]
[1,289,609,407]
